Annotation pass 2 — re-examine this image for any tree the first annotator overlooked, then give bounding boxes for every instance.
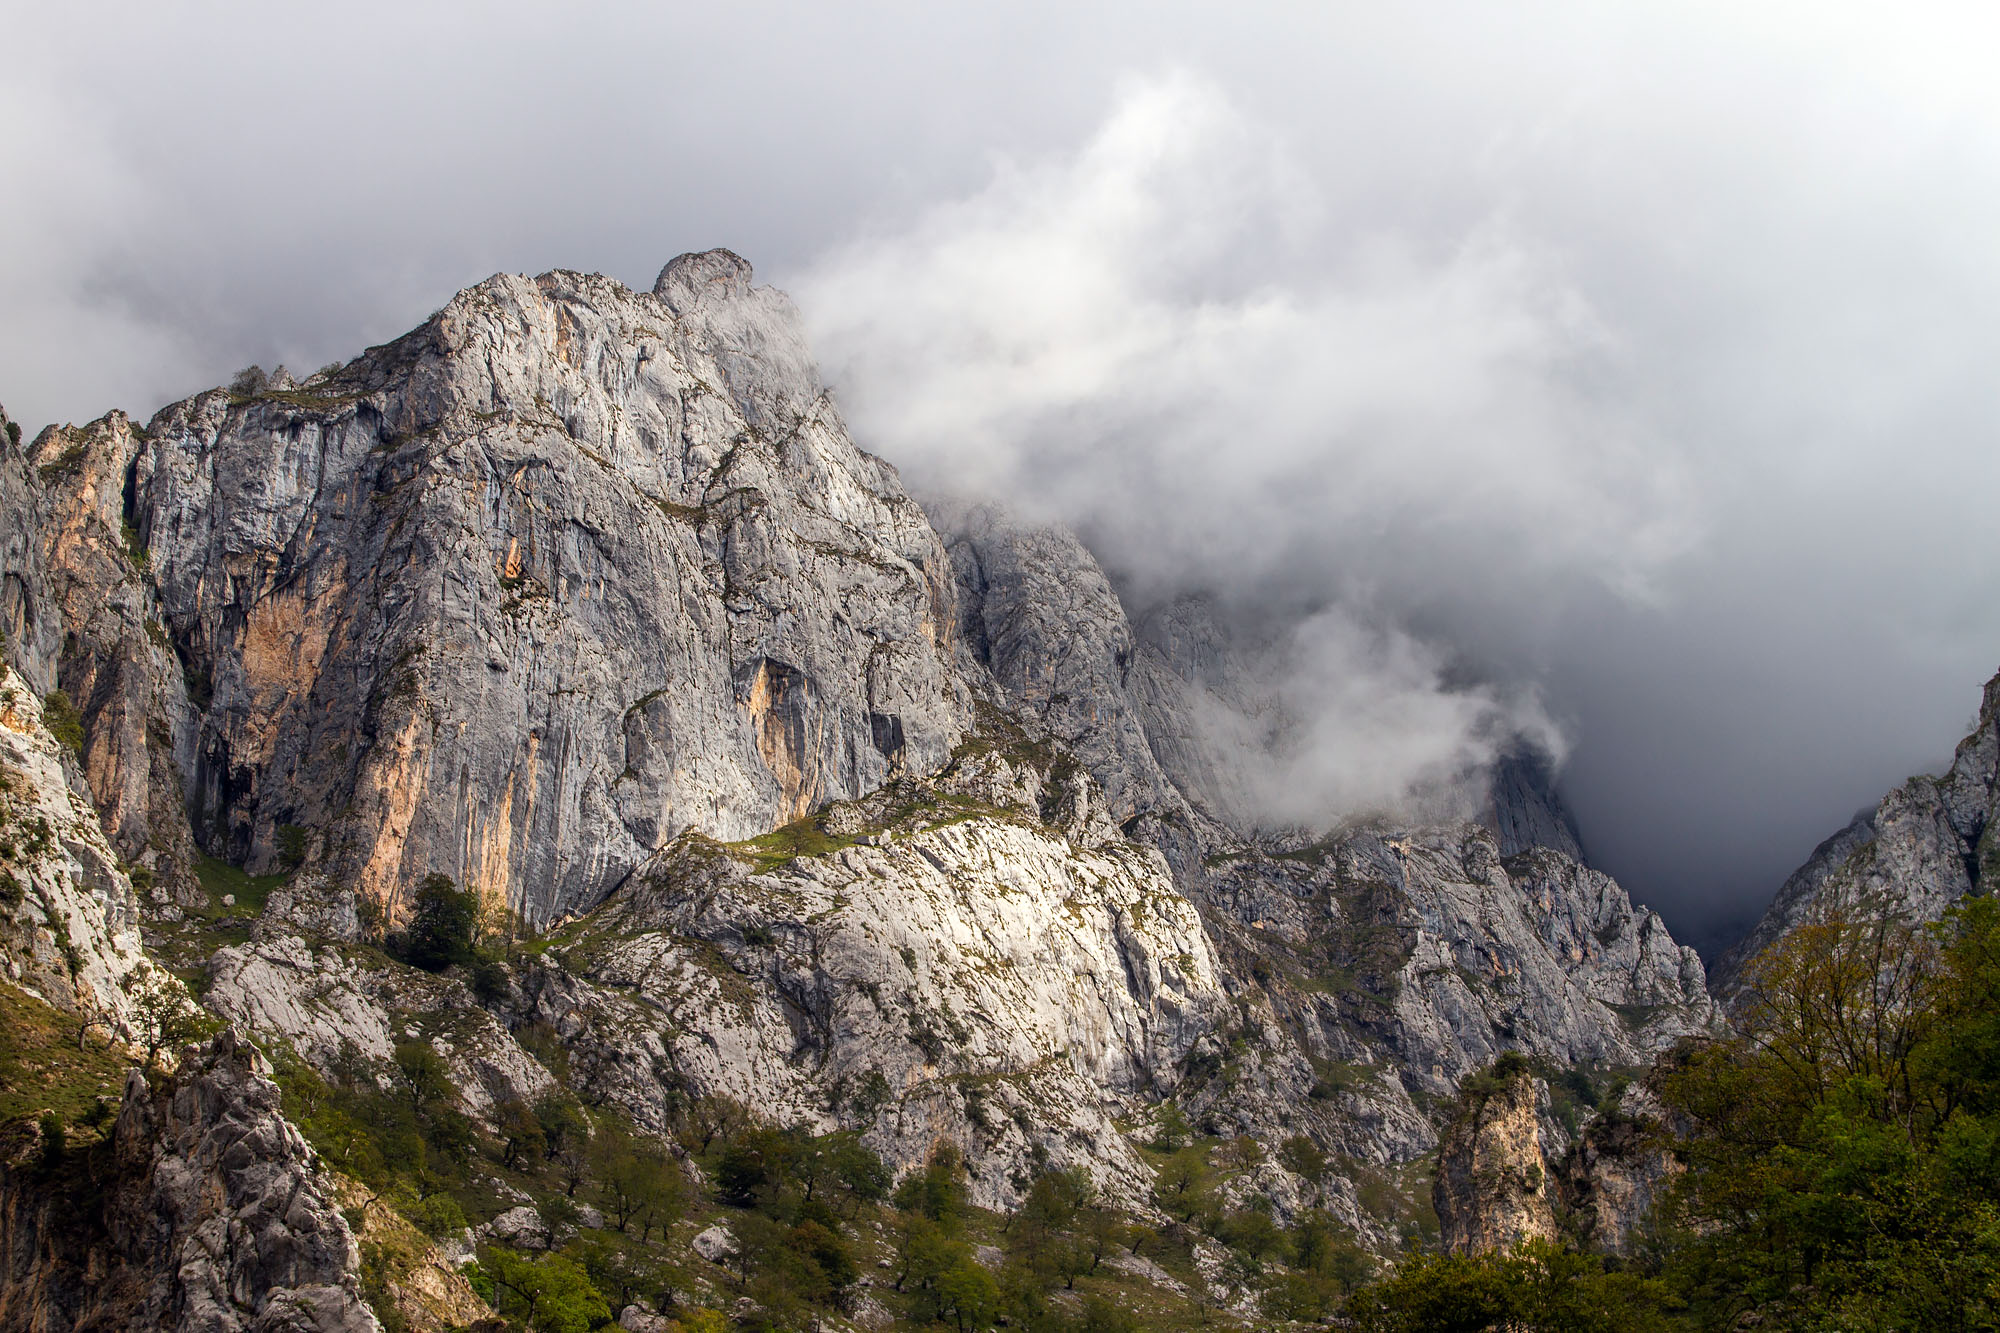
[591,1124,685,1240]
[482,1248,610,1333]
[932,1253,999,1332]
[402,873,477,972]
[495,1098,545,1170]
[126,973,211,1067]
[535,1092,588,1162]
[678,1091,750,1154]
[1151,1146,1214,1223]
[1651,901,2000,1331]
[892,1139,968,1227]
[716,1124,798,1209]
[836,1135,893,1215]
[392,1040,452,1119]
[553,1140,591,1198]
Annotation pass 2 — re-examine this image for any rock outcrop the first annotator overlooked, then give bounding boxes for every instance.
[1557,1084,1682,1254]
[1713,666,1999,998]
[522,756,1229,1210]
[204,932,555,1122]
[0,1030,377,1332]
[1431,1058,1560,1254]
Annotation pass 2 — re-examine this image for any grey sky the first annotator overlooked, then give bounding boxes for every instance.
[5,2,1997,955]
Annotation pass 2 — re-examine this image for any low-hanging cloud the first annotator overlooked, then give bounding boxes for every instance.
[801,74,1680,824]
[1184,605,1568,828]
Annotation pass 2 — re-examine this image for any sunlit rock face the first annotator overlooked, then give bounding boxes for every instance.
[1431,1062,1560,1255]
[0,662,162,1034]
[120,250,968,923]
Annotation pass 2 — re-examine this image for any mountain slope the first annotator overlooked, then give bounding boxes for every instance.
[0,253,1738,1326]
[1712,665,1999,998]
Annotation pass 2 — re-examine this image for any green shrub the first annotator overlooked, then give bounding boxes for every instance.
[41,691,83,754]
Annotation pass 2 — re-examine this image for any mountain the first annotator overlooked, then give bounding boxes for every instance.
[1710,666,1999,1000]
[0,253,1724,1328]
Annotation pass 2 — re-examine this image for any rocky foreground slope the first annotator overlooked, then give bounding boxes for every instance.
[0,254,1735,1326]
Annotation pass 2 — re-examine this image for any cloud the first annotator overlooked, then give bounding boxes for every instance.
[1193,605,1568,828]
[801,73,1680,824]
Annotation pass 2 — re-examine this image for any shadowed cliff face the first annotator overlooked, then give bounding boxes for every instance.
[83,250,967,924]
[0,1031,377,1333]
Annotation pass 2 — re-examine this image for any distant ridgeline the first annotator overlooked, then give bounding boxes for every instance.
[0,260,1992,1332]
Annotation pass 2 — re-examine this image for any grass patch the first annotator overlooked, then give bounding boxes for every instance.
[141,853,292,978]
[0,982,133,1127]
[193,851,288,918]
[729,817,854,871]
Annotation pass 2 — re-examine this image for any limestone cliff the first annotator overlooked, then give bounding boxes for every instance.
[29,411,202,909]
[0,251,1732,1282]
[122,250,967,923]
[1430,1058,1560,1254]
[0,662,163,1036]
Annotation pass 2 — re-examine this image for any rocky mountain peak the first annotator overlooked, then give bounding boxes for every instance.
[655,246,756,308]
[1712,663,2000,999]
[84,255,973,924]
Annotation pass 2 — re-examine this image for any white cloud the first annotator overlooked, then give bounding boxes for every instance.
[801,73,1687,823]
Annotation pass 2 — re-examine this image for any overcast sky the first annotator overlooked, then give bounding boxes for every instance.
[6,1,1998,956]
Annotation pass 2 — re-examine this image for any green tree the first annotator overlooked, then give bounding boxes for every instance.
[482,1248,610,1333]
[391,1040,452,1119]
[1151,1145,1213,1223]
[1653,900,2000,1331]
[933,1253,999,1332]
[495,1098,545,1170]
[402,873,477,972]
[893,1139,969,1227]
[592,1123,685,1240]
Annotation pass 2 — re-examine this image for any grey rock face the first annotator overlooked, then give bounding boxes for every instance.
[531,771,1229,1210]
[204,933,554,1122]
[0,1030,378,1332]
[125,251,965,922]
[1486,747,1586,863]
[1177,828,1713,1172]
[1713,666,2000,998]
[936,502,1188,826]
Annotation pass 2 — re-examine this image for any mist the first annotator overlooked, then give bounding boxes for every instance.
[4,2,1998,952]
